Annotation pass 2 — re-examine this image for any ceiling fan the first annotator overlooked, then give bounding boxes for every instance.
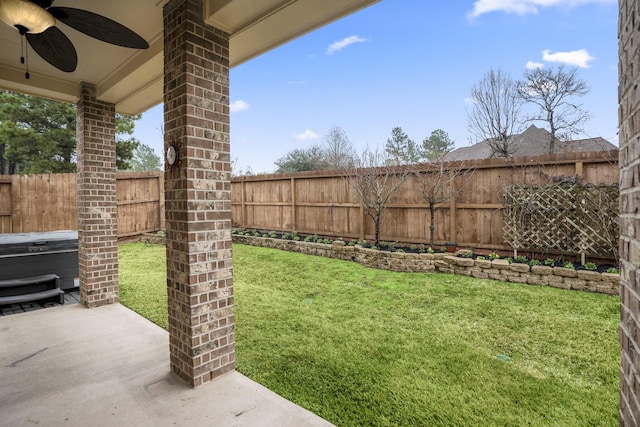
[0,0,148,78]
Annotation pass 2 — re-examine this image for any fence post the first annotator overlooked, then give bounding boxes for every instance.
[360,203,366,241]
[449,170,457,244]
[241,180,246,228]
[291,177,296,231]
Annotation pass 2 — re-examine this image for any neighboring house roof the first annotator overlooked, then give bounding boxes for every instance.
[444,125,617,161]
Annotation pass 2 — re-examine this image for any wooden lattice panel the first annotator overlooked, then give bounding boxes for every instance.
[503,184,619,258]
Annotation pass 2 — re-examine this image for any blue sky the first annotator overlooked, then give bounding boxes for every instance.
[132,0,619,173]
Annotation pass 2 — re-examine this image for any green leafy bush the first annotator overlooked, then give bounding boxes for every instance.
[544,258,555,267]
[529,259,541,266]
[514,255,528,264]
[606,267,620,274]
[563,262,575,270]
[489,251,500,260]
[583,262,597,271]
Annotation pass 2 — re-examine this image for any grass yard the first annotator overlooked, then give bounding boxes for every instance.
[119,242,620,427]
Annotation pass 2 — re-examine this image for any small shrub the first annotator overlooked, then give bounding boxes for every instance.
[505,257,513,264]
[529,259,541,266]
[440,246,446,253]
[268,231,277,238]
[380,242,389,249]
[476,255,486,260]
[252,230,260,237]
[606,267,620,274]
[563,262,575,270]
[410,245,418,251]
[544,258,555,267]
[347,240,356,246]
[371,245,378,250]
[427,247,435,254]
[488,251,500,261]
[514,255,528,264]
[583,262,597,271]
[460,250,473,258]
[293,236,301,241]
[304,236,313,242]
[395,249,404,253]
[262,233,268,238]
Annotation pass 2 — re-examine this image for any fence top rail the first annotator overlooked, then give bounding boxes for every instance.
[231,149,618,183]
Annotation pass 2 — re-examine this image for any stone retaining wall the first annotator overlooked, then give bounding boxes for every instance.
[233,235,619,295]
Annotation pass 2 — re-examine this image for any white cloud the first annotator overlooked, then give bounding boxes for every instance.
[230,100,249,113]
[526,61,544,69]
[468,0,616,19]
[294,130,319,141]
[542,49,595,68]
[326,35,368,55]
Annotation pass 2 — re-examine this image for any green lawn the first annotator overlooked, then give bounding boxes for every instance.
[119,242,620,427]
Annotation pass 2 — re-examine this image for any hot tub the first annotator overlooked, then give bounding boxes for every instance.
[0,230,79,291]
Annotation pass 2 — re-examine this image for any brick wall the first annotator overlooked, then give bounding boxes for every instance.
[76,82,119,308]
[619,0,640,424]
[163,0,235,387]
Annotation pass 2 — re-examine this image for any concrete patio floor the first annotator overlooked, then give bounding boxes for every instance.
[0,302,334,427]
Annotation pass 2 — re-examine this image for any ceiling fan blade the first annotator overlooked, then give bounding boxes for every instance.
[26,26,77,72]
[48,7,149,49]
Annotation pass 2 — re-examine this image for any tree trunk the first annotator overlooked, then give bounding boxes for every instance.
[429,203,436,247]
[374,213,381,248]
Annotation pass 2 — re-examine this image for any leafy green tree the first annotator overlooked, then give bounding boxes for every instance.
[0,91,140,174]
[130,143,161,171]
[115,113,141,170]
[420,129,454,161]
[385,127,420,164]
[274,145,327,173]
[0,91,76,174]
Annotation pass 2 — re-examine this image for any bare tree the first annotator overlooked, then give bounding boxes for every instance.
[517,65,590,153]
[322,126,355,169]
[467,68,522,158]
[342,147,409,247]
[414,154,474,247]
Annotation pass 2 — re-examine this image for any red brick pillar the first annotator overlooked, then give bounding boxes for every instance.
[619,0,640,424]
[163,0,235,387]
[76,82,119,308]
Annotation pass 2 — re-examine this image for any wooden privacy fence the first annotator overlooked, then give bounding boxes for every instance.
[0,150,619,256]
[231,150,619,255]
[0,172,164,237]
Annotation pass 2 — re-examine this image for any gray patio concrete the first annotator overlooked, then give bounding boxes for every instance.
[0,303,334,427]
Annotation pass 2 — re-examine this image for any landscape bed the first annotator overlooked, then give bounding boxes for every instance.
[119,241,620,427]
[230,233,619,295]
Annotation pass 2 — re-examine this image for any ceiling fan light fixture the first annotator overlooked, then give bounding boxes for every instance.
[0,0,55,34]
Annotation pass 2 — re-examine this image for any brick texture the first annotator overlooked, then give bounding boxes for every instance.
[619,1,640,425]
[76,82,119,308]
[163,0,234,387]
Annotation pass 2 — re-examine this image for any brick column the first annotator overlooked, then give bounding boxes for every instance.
[163,0,235,387]
[76,82,119,308]
[619,1,640,425]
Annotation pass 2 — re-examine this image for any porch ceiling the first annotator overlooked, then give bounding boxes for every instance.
[0,0,379,115]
